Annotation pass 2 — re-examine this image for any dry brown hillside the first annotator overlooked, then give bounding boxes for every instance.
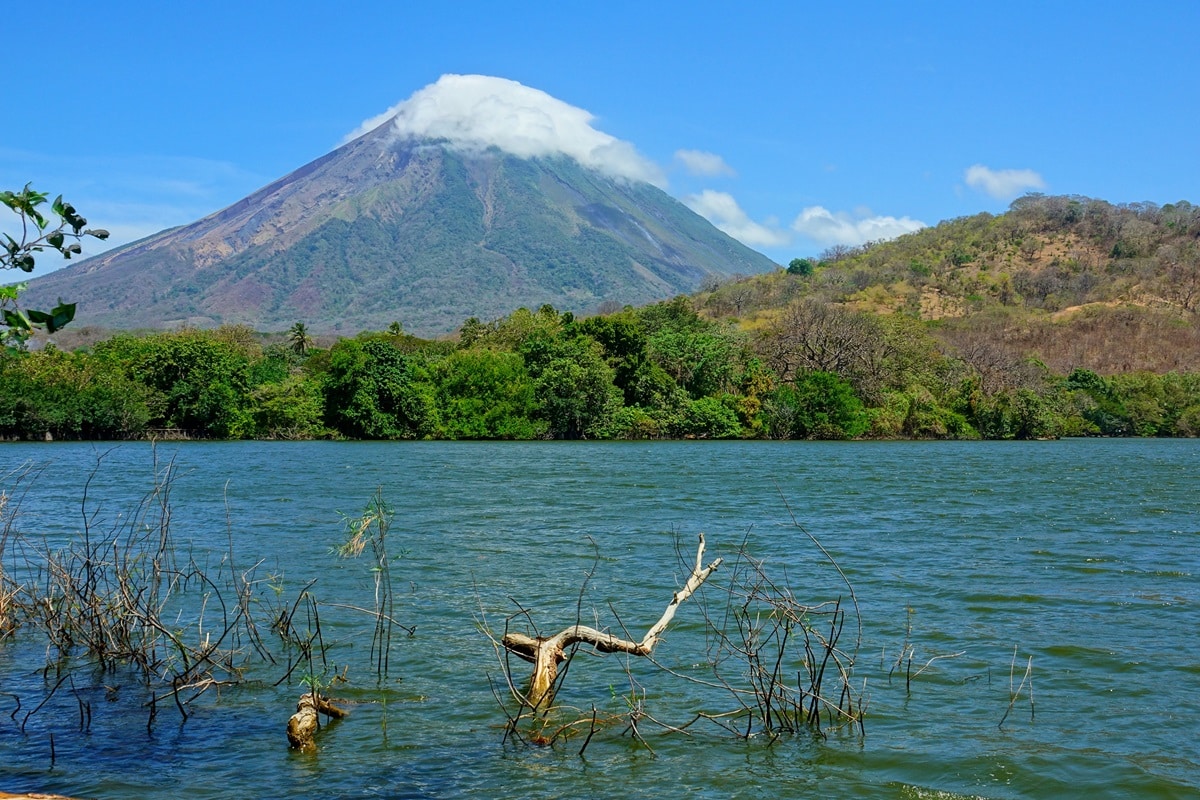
[697,194,1200,375]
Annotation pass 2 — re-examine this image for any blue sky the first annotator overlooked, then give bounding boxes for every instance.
[4,1,1197,278]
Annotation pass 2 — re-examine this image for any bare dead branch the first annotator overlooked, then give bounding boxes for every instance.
[500,533,722,712]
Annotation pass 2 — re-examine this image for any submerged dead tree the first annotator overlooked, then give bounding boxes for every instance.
[500,533,722,712]
[489,522,867,747]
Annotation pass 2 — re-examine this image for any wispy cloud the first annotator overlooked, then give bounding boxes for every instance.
[684,190,790,248]
[348,74,665,186]
[2,201,199,279]
[674,149,735,177]
[79,199,197,242]
[1,151,265,278]
[791,206,926,247]
[685,188,925,253]
[964,164,1046,199]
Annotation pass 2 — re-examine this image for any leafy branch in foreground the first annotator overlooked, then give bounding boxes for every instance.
[2,184,108,349]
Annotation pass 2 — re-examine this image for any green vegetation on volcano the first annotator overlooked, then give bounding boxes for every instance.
[18,139,778,336]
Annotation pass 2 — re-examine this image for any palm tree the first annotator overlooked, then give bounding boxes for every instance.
[289,321,312,355]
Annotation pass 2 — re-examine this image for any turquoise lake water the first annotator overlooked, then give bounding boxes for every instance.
[1,439,1197,799]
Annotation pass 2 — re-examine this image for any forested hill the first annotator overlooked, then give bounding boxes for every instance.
[698,194,1200,375]
[5,195,1200,442]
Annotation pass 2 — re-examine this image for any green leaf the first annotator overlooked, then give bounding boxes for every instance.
[2,309,32,331]
[48,302,76,332]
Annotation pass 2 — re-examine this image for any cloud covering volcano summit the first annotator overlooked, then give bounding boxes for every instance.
[347,75,665,186]
[21,76,777,334]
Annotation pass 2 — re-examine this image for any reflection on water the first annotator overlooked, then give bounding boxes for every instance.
[1,439,1197,799]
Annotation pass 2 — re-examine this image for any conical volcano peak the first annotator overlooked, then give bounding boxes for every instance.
[22,78,777,336]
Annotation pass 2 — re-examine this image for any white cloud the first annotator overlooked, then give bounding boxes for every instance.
[790,206,926,247]
[964,164,1046,199]
[347,74,665,186]
[685,190,790,248]
[674,149,735,177]
[685,190,925,252]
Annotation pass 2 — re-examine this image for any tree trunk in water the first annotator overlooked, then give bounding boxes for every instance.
[286,691,349,750]
[502,534,722,711]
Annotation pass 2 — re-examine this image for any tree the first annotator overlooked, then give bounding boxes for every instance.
[532,341,621,439]
[637,298,741,399]
[963,386,1064,440]
[1155,243,1200,313]
[1,185,108,349]
[0,347,152,440]
[576,312,650,404]
[95,330,254,437]
[458,316,487,348]
[818,243,855,263]
[677,395,743,438]
[433,349,543,439]
[1064,367,1129,435]
[787,257,814,276]
[288,322,313,355]
[250,375,327,439]
[758,299,886,395]
[763,371,869,439]
[323,338,438,439]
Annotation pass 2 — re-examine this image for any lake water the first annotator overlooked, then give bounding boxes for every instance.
[1,440,1197,799]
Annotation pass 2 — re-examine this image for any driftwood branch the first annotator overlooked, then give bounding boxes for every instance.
[286,691,349,750]
[501,533,722,711]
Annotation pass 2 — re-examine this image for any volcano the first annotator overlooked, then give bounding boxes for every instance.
[24,93,777,336]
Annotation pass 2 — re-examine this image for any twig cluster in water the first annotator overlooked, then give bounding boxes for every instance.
[0,452,413,741]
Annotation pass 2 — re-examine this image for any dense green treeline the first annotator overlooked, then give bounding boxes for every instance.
[2,297,1199,441]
